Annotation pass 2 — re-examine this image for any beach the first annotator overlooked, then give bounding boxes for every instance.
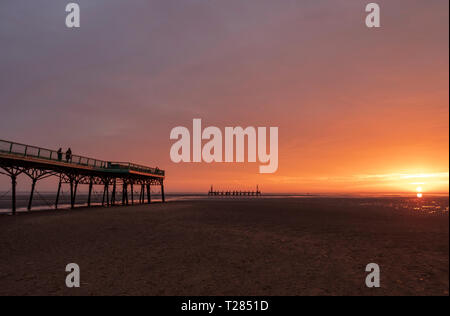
[0,198,448,296]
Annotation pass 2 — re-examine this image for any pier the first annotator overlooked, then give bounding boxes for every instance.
[208,185,261,197]
[0,139,165,215]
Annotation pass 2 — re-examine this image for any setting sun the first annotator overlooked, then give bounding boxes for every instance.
[416,186,423,198]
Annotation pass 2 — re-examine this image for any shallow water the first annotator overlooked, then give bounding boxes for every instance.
[0,191,448,215]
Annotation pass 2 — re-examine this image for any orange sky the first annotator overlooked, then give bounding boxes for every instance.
[0,0,448,194]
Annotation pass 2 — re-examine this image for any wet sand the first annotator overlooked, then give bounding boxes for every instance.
[0,198,448,296]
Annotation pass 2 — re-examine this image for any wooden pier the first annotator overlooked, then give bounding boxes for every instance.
[208,185,262,197]
[0,139,165,215]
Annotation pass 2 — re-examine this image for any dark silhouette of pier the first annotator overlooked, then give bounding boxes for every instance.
[208,185,262,197]
[0,139,165,215]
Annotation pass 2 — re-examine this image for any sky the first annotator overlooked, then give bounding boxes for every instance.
[0,0,449,194]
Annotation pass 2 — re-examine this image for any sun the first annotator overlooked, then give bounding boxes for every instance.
[416,187,423,198]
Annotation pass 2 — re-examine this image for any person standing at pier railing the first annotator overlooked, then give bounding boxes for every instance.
[57,148,63,161]
[66,148,72,163]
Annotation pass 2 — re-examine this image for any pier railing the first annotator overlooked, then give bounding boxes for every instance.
[0,139,108,168]
[0,139,164,176]
[109,162,165,176]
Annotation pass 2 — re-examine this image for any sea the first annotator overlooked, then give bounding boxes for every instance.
[0,191,448,215]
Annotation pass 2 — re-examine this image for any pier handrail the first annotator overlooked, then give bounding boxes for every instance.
[109,162,165,176]
[0,139,108,168]
[0,139,164,176]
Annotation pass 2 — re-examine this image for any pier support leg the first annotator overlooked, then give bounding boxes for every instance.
[106,184,110,207]
[69,180,74,209]
[28,179,37,211]
[131,183,134,205]
[122,183,126,205]
[142,184,146,204]
[23,170,53,212]
[111,179,116,206]
[140,185,144,204]
[73,182,78,209]
[11,175,17,215]
[102,184,106,207]
[55,176,62,210]
[147,184,151,204]
[1,167,24,215]
[161,182,165,203]
[88,179,93,207]
[70,179,79,209]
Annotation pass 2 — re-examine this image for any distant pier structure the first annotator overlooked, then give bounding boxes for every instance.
[208,185,261,197]
[0,139,165,215]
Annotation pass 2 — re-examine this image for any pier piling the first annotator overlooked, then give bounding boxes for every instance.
[55,176,62,210]
[208,185,262,197]
[147,184,151,204]
[11,175,17,215]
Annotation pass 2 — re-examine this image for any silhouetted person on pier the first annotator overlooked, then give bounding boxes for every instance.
[66,148,72,163]
[57,148,63,161]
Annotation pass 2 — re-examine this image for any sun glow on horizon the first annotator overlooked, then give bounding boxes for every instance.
[263,171,449,194]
